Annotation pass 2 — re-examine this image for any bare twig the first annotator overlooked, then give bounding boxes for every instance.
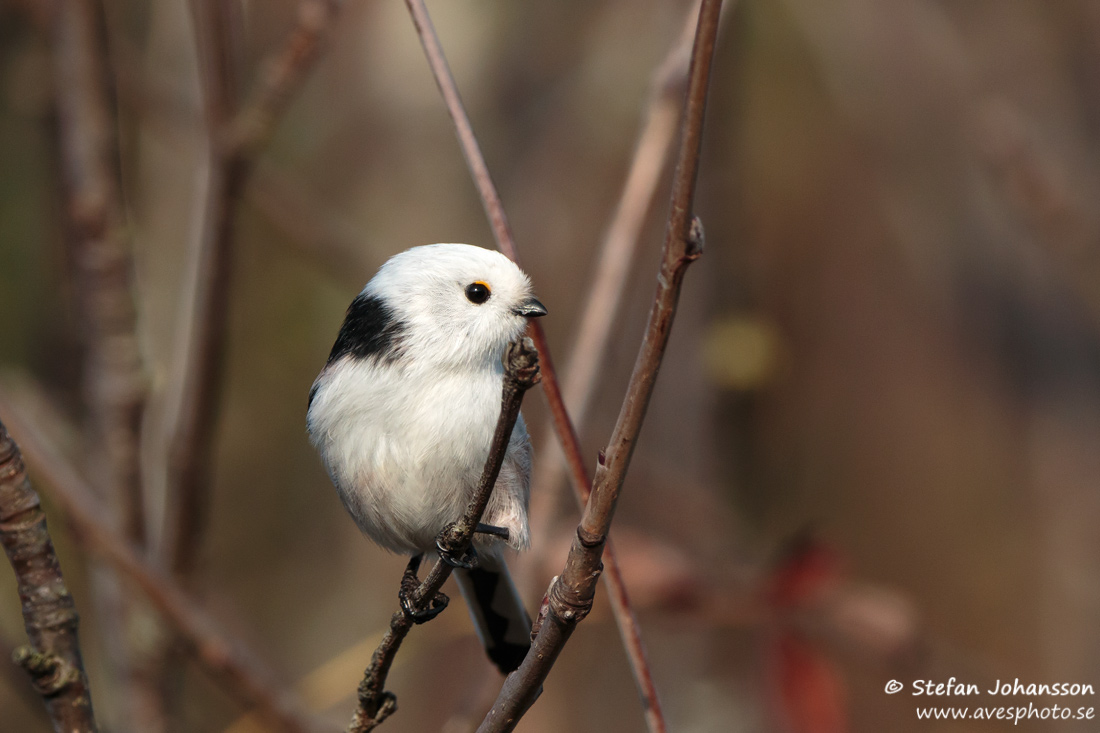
[478,0,720,728]
[527,10,718,728]
[531,1,702,523]
[51,1,160,727]
[54,0,148,546]
[402,2,671,728]
[161,0,341,579]
[346,340,541,733]
[159,0,245,580]
[0,398,324,733]
[0,420,98,732]
[225,0,341,158]
[146,2,250,724]
[403,0,516,262]
[142,3,342,726]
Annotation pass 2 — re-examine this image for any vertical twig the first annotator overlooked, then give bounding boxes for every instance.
[159,0,245,579]
[150,1,342,723]
[402,2,672,728]
[346,341,541,733]
[0,420,99,732]
[478,0,721,728]
[141,2,248,726]
[161,0,341,579]
[51,1,160,727]
[54,0,148,547]
[0,396,323,733]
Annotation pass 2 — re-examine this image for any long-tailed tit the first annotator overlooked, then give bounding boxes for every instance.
[307,243,547,673]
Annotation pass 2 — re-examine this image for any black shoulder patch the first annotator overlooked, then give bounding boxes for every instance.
[326,294,407,365]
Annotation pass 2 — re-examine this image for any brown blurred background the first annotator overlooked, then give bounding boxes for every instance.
[3,0,1100,731]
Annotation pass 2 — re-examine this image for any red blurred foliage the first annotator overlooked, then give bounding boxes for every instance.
[766,533,848,733]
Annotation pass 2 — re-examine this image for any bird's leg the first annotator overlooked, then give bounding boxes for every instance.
[475,522,510,541]
[398,554,449,623]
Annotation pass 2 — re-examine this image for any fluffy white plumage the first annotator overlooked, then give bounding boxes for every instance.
[306,243,546,672]
[307,243,540,555]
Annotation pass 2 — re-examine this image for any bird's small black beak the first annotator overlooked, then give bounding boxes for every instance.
[513,296,548,318]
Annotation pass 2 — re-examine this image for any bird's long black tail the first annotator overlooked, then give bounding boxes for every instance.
[454,554,532,673]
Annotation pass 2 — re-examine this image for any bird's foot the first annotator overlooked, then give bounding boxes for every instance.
[436,522,479,569]
[398,555,449,624]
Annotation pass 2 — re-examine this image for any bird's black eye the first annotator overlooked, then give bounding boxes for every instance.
[465,281,491,304]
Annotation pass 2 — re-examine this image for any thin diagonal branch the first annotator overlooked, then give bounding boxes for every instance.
[578,0,717,538]
[0,398,325,733]
[346,339,540,733]
[0,420,98,732]
[530,0,703,526]
[402,2,670,728]
[525,11,719,727]
[478,0,721,728]
[403,0,516,262]
[225,0,341,158]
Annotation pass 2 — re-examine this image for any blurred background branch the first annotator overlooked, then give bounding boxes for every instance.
[151,0,341,726]
[50,0,157,727]
[160,0,341,584]
[0,389,326,733]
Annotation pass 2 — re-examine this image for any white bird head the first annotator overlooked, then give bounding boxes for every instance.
[331,243,546,372]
